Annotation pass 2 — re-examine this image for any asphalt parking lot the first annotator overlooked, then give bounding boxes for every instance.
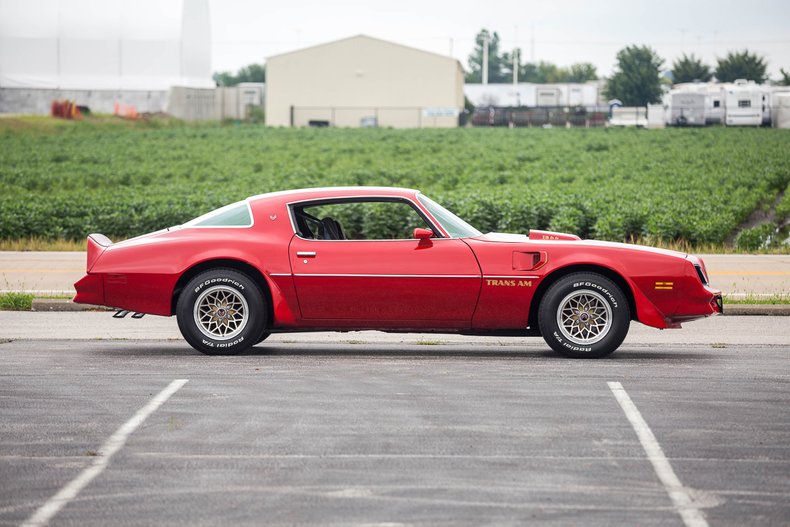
[1,315,789,526]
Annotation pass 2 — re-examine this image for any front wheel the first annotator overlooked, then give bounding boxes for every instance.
[176,268,267,355]
[538,272,630,358]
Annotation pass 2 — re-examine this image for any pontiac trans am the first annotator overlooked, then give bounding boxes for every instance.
[74,187,723,358]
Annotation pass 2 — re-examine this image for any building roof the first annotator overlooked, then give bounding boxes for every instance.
[266,34,461,69]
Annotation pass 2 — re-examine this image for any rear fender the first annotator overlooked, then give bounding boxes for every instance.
[172,255,299,327]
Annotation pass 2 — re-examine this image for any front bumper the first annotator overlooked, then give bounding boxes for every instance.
[713,292,724,314]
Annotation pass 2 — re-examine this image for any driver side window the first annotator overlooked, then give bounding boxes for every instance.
[294,200,431,240]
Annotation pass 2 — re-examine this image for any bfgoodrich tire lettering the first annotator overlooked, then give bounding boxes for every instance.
[176,268,267,355]
[538,272,630,358]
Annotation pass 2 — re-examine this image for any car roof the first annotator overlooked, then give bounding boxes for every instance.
[246,187,420,204]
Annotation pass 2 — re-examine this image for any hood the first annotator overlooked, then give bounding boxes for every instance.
[475,231,687,259]
[478,230,581,243]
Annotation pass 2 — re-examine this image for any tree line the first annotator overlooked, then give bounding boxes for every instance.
[212,29,789,107]
[466,28,787,106]
[605,47,776,106]
[465,29,598,83]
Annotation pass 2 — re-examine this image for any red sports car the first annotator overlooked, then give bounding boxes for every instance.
[74,187,722,358]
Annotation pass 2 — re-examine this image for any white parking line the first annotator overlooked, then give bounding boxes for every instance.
[21,379,189,527]
[607,382,708,527]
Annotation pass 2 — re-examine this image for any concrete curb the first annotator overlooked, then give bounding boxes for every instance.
[32,299,112,312]
[26,298,790,315]
[723,304,790,316]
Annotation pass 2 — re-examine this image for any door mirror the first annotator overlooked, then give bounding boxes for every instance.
[413,228,434,240]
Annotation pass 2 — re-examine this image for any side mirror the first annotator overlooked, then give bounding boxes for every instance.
[413,228,434,240]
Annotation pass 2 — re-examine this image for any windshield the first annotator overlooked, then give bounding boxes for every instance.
[417,194,482,238]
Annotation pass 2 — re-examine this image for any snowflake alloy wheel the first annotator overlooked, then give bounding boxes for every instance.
[193,285,249,341]
[556,289,613,345]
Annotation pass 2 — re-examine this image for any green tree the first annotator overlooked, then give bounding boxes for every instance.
[535,61,564,82]
[518,62,540,82]
[518,61,570,83]
[213,63,266,87]
[672,53,712,83]
[604,45,664,105]
[469,31,597,85]
[466,29,509,83]
[566,62,598,82]
[715,50,767,83]
[780,68,790,86]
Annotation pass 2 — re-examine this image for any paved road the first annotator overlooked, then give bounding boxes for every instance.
[3,311,790,345]
[0,315,789,526]
[1,252,789,296]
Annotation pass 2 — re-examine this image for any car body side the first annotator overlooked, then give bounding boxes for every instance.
[74,187,721,333]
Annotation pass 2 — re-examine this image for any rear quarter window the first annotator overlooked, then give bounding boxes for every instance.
[185,201,253,227]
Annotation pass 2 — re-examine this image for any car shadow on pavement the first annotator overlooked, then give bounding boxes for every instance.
[93,343,718,362]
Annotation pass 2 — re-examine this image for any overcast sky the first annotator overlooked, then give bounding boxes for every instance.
[210,0,790,79]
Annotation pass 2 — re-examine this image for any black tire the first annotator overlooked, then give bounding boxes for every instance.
[255,332,271,345]
[538,272,630,358]
[176,268,267,355]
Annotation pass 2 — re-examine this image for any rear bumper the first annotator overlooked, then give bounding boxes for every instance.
[73,273,104,306]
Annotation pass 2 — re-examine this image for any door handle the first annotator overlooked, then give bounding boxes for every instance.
[296,251,316,258]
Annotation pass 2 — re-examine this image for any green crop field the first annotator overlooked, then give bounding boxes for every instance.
[1,117,788,250]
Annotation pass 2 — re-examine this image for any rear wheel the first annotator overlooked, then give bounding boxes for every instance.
[538,272,630,358]
[176,268,267,355]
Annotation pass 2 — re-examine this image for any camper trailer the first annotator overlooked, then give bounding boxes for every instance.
[669,91,705,126]
[671,83,725,125]
[725,80,763,126]
[704,85,725,124]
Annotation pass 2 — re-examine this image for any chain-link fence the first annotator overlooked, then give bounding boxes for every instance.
[471,107,609,128]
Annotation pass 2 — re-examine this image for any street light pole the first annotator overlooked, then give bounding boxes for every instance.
[482,34,489,85]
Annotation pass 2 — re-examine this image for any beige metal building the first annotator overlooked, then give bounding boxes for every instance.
[265,35,464,128]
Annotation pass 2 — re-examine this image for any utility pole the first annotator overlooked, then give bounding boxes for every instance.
[513,47,518,85]
[482,33,489,85]
[513,25,519,85]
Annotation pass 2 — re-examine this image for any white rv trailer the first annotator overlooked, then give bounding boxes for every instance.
[670,82,725,125]
[704,84,726,124]
[669,92,705,126]
[725,80,763,126]
[463,81,604,109]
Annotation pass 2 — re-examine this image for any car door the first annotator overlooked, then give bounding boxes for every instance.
[287,199,481,326]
